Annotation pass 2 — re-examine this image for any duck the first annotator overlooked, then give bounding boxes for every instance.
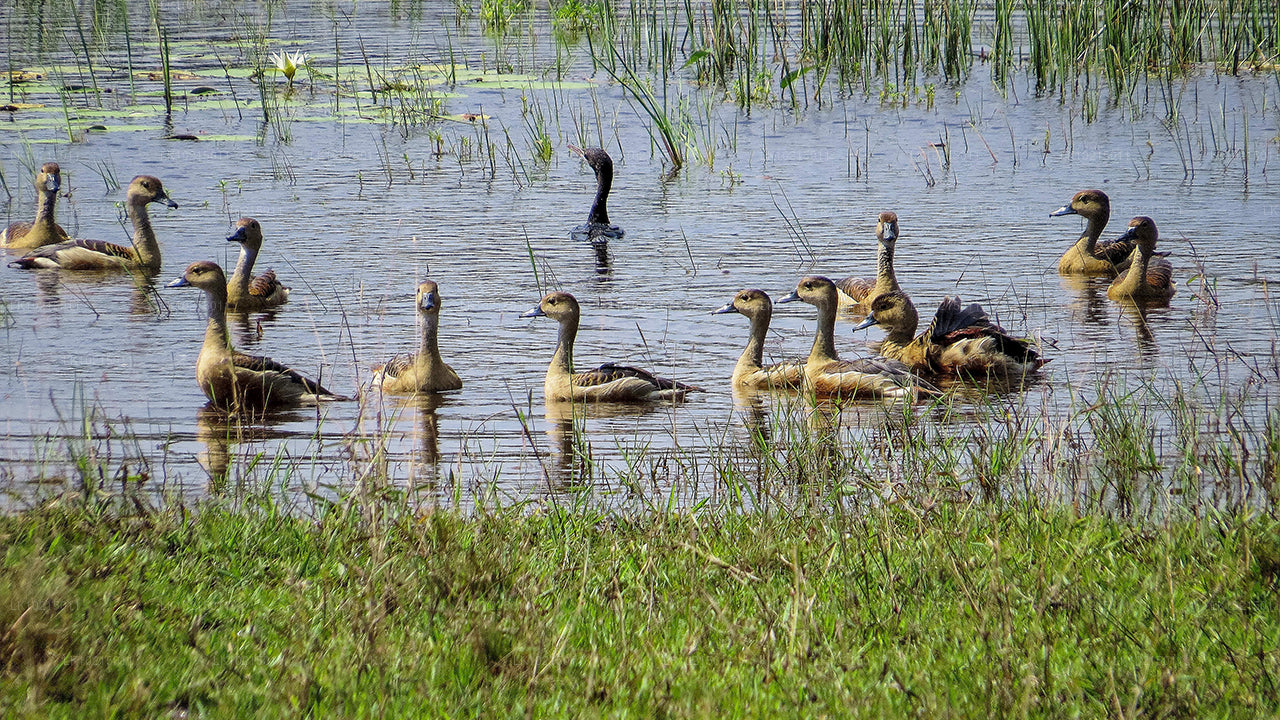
[853,291,1047,376]
[8,175,177,273]
[2,162,71,250]
[225,217,290,311]
[167,260,340,411]
[776,276,920,399]
[1050,189,1136,275]
[712,289,806,389]
[1107,216,1175,304]
[370,280,463,394]
[836,211,903,311]
[568,145,624,245]
[521,291,700,402]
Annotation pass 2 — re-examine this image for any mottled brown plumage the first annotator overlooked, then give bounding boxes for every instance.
[225,217,290,311]
[8,175,176,272]
[1,162,70,249]
[713,289,805,389]
[1107,216,1175,304]
[522,291,699,402]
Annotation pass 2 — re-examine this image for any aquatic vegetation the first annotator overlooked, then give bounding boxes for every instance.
[270,50,308,83]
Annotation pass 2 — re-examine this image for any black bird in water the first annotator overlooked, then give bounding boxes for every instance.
[568,145,624,272]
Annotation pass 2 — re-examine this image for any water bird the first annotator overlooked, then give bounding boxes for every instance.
[853,291,1048,377]
[167,260,340,411]
[1107,216,1175,304]
[8,175,177,273]
[225,217,290,311]
[1,162,70,250]
[777,276,922,400]
[568,145,624,245]
[712,289,806,389]
[522,291,700,402]
[1050,189,1136,275]
[836,211,903,311]
[370,280,463,394]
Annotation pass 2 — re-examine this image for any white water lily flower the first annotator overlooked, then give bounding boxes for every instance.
[270,51,308,82]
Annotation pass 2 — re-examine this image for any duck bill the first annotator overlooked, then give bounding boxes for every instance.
[880,223,897,243]
[521,306,545,319]
[45,176,60,192]
[1049,204,1077,217]
[156,192,179,209]
[420,293,438,312]
[851,313,878,331]
[166,276,191,288]
[712,301,737,315]
[776,290,801,304]
[226,227,247,243]
[1115,227,1139,243]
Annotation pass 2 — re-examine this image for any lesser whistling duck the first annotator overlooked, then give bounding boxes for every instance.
[854,291,1048,376]
[522,291,700,402]
[1107,216,1175,304]
[167,260,340,410]
[568,145,624,245]
[8,175,177,273]
[371,280,463,394]
[713,289,806,389]
[2,162,71,250]
[777,276,921,399]
[1050,189,1136,275]
[837,211,903,311]
[225,217,290,311]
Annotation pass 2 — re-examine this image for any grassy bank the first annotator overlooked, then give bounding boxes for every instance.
[2,491,1278,717]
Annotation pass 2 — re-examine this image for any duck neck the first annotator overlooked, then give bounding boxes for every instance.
[34,185,58,229]
[551,315,578,377]
[875,240,899,294]
[419,311,441,365]
[230,244,258,296]
[808,301,839,365]
[203,289,232,357]
[1078,209,1108,254]
[588,168,611,225]
[127,199,161,270]
[1114,245,1150,294]
[737,310,770,373]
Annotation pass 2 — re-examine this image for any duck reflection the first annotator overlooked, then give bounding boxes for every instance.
[542,399,665,491]
[225,309,281,348]
[1118,302,1159,359]
[405,392,447,489]
[1060,274,1111,327]
[194,405,307,494]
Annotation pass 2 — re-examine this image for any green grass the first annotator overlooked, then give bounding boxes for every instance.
[2,488,1278,717]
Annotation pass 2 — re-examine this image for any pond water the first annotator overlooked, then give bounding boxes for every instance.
[1,0,1277,511]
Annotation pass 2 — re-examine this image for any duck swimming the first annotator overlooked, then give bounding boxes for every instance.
[522,291,700,402]
[8,175,177,273]
[777,276,920,399]
[2,162,70,250]
[1050,189,1136,275]
[713,289,806,389]
[370,280,463,394]
[225,217,290,311]
[167,260,340,411]
[568,146,624,245]
[1107,216,1175,304]
[854,291,1047,377]
[836,211,903,311]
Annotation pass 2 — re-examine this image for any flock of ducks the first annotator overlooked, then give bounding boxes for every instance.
[2,154,1176,414]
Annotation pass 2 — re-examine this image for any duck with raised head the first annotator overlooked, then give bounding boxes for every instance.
[371,280,462,394]
[776,276,920,399]
[713,289,806,389]
[854,291,1047,376]
[836,211,903,311]
[225,217,290,311]
[1107,216,1175,304]
[522,291,700,402]
[2,162,71,250]
[1050,189,1137,275]
[8,175,177,272]
[167,260,340,410]
[568,145,624,245]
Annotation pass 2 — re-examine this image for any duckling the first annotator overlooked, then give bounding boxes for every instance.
[2,162,71,250]
[854,291,1047,376]
[370,280,462,394]
[225,217,290,311]
[1050,189,1136,275]
[1107,216,1175,304]
[776,276,920,399]
[522,291,700,402]
[836,211,903,311]
[568,145,624,245]
[167,260,340,410]
[8,175,177,272]
[712,289,806,389]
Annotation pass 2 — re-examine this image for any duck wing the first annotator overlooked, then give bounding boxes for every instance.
[8,238,134,269]
[233,352,335,397]
[248,269,289,300]
[926,297,994,342]
[1146,257,1174,291]
[836,276,873,304]
[1094,236,1137,266]
[576,362,700,392]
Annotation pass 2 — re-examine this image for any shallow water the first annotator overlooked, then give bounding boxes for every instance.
[1,1,1278,510]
